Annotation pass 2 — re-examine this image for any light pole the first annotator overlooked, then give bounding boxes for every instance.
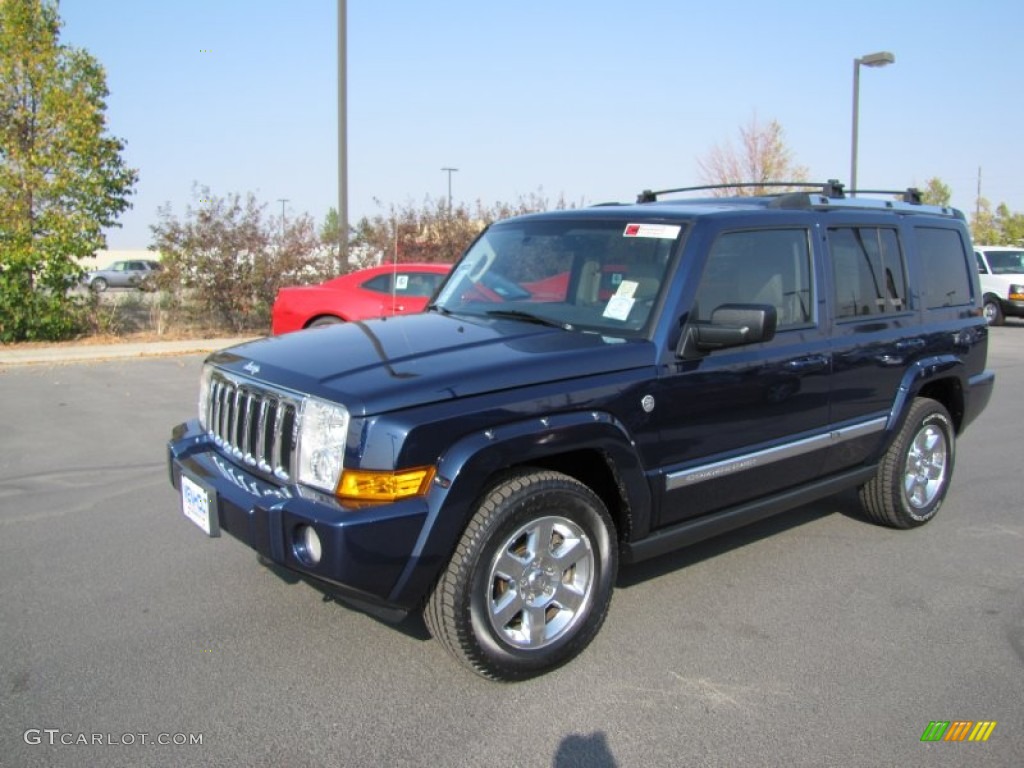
[850,51,895,196]
[338,0,347,259]
[441,167,458,210]
[277,198,289,240]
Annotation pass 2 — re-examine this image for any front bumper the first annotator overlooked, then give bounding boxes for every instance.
[998,297,1024,318]
[167,420,429,614]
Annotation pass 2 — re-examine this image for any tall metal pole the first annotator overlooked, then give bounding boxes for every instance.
[850,59,861,197]
[849,51,895,197]
[338,0,348,264]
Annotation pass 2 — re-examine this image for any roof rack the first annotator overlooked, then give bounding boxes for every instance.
[850,187,922,204]
[636,180,845,203]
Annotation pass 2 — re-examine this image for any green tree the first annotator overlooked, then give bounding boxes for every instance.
[995,203,1024,245]
[696,114,808,196]
[920,177,951,206]
[971,197,999,244]
[0,0,137,341]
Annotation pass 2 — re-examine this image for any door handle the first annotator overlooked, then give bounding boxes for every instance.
[895,339,925,353]
[784,355,829,373]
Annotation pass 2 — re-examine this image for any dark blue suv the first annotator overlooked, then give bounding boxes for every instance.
[168,182,994,680]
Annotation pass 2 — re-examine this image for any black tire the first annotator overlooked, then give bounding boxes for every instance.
[859,398,955,529]
[983,298,1004,326]
[91,277,108,292]
[424,469,617,681]
[308,315,343,328]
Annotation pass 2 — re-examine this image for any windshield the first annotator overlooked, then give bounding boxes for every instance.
[986,250,1024,274]
[433,218,683,334]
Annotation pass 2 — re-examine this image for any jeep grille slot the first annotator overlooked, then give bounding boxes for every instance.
[206,372,298,481]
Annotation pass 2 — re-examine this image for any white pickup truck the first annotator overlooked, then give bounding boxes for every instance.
[975,245,1024,325]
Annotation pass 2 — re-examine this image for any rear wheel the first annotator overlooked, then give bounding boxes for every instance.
[859,398,955,528]
[425,469,617,681]
[308,315,343,328]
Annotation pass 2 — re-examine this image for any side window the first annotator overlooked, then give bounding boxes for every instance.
[916,227,973,308]
[361,274,391,294]
[693,228,813,329]
[975,252,989,274]
[828,227,908,319]
[394,272,440,297]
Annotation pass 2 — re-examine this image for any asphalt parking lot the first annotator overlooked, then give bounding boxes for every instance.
[1,327,1022,767]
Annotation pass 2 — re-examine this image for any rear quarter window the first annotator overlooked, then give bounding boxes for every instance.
[914,227,974,309]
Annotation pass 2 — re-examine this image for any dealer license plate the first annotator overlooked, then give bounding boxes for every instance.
[181,474,218,536]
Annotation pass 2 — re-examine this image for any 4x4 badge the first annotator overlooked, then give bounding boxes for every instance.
[641,395,655,413]
[243,361,260,375]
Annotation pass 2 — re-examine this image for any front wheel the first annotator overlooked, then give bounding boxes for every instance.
[425,469,617,681]
[859,398,955,529]
[983,298,1004,326]
[91,277,108,292]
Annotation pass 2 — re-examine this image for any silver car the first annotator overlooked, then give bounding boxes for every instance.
[83,260,162,291]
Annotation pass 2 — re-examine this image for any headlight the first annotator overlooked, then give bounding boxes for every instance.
[1009,284,1024,301]
[198,365,213,430]
[296,398,350,493]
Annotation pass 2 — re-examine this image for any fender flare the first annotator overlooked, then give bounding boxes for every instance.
[885,354,965,442]
[386,410,650,608]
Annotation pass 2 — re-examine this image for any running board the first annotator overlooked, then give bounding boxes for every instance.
[622,465,878,564]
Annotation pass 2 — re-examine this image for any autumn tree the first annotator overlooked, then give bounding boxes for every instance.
[0,0,137,341]
[696,114,808,196]
[150,186,326,332]
[350,190,574,270]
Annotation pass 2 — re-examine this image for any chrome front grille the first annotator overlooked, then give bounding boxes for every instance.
[205,372,300,481]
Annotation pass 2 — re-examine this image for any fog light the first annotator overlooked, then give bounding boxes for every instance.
[295,524,322,566]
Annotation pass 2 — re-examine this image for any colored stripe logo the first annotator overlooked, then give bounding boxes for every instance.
[921,721,997,742]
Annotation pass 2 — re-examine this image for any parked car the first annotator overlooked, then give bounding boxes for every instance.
[974,245,1024,325]
[270,263,452,335]
[83,259,162,292]
[170,181,993,681]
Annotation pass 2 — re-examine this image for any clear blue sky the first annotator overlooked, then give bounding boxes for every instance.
[59,0,1024,250]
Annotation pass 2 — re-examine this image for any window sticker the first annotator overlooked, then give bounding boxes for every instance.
[615,280,638,299]
[603,295,635,321]
[623,223,681,240]
[395,274,409,290]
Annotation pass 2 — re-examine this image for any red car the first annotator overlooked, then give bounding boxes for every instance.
[271,263,452,335]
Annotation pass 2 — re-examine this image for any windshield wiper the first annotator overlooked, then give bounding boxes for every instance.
[484,309,573,331]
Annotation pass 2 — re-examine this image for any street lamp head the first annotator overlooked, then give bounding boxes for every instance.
[858,51,895,68]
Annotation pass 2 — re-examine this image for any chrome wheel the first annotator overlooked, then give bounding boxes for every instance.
[424,469,616,680]
[486,515,594,650]
[903,423,948,510]
[859,398,955,529]
[983,300,1003,326]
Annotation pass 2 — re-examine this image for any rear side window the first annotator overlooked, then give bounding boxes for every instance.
[915,227,974,308]
[828,227,908,319]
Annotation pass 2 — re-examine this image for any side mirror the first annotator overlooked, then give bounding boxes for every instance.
[678,303,777,359]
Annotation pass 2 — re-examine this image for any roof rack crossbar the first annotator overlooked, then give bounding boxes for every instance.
[848,188,923,204]
[637,179,845,203]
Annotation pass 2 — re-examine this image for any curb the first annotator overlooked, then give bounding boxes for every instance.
[0,337,260,368]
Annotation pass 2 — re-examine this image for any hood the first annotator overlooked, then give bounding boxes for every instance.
[208,312,656,415]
